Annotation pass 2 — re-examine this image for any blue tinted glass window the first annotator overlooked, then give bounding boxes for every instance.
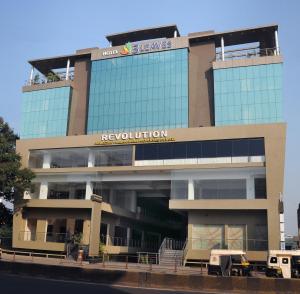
[20,87,71,138]
[214,63,283,125]
[87,49,188,133]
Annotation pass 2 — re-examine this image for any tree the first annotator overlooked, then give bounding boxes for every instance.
[0,117,35,208]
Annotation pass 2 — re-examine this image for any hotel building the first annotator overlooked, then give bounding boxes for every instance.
[13,24,286,262]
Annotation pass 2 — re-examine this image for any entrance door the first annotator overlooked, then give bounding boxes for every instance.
[279,256,291,278]
[228,225,246,250]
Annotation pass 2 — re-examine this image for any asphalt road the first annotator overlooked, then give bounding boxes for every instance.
[0,273,217,294]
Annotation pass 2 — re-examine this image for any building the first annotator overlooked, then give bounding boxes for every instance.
[13,24,286,262]
[298,204,300,245]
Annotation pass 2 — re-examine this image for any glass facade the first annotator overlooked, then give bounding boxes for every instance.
[87,49,188,133]
[135,138,265,161]
[214,63,283,125]
[20,87,71,138]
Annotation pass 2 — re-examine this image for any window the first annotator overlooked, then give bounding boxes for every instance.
[255,178,267,199]
[48,182,86,199]
[135,138,265,161]
[171,180,188,199]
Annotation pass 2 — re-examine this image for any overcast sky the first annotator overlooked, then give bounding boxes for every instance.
[0,0,299,234]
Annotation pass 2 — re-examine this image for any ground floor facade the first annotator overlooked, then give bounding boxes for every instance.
[13,124,286,262]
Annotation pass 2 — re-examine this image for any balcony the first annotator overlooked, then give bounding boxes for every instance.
[216,46,278,61]
[24,69,74,86]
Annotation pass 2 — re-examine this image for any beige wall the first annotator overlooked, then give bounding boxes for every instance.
[189,41,215,127]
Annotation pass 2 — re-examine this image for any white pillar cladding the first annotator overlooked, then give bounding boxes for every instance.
[221,37,225,61]
[174,30,177,38]
[106,223,110,246]
[39,181,48,199]
[127,227,131,245]
[85,181,93,200]
[66,59,70,80]
[88,150,95,167]
[129,191,137,213]
[42,153,51,168]
[275,30,280,55]
[29,66,34,85]
[109,189,114,204]
[188,178,195,200]
[246,176,255,199]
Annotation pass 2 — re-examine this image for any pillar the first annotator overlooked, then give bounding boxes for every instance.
[188,179,194,200]
[267,209,281,250]
[129,191,137,212]
[43,153,51,168]
[36,220,47,242]
[66,218,75,236]
[66,58,70,80]
[85,181,93,200]
[29,66,34,85]
[275,30,280,55]
[39,181,48,199]
[174,30,177,38]
[246,176,255,199]
[127,227,131,247]
[88,150,95,167]
[88,201,102,256]
[221,37,225,61]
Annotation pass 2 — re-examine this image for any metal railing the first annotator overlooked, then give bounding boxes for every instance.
[216,47,278,61]
[158,237,186,264]
[100,234,160,251]
[25,70,74,86]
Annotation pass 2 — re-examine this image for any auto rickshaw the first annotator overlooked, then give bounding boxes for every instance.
[208,249,252,276]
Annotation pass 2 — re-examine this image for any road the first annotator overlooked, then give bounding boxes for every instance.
[0,273,219,294]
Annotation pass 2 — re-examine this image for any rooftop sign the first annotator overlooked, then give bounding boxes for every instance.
[102,39,172,57]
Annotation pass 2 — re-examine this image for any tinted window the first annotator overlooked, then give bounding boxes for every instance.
[270,257,277,264]
[232,139,249,156]
[187,141,202,158]
[172,142,187,159]
[135,144,144,160]
[158,143,172,159]
[249,138,265,156]
[202,141,217,158]
[143,144,158,160]
[255,178,267,199]
[217,140,232,157]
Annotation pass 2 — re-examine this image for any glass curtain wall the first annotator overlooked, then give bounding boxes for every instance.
[21,87,71,138]
[88,49,188,133]
[214,63,283,125]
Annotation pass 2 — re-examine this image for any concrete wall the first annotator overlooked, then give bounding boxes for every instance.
[188,41,215,127]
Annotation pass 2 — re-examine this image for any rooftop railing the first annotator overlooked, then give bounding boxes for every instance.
[25,70,74,86]
[216,47,278,61]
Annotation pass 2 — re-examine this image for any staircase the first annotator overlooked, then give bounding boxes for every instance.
[158,238,185,266]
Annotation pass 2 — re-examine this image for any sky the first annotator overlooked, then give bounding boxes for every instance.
[0,0,299,234]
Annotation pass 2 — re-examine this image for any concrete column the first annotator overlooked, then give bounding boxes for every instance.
[88,201,102,256]
[29,66,34,85]
[66,59,70,80]
[129,191,137,212]
[188,179,194,200]
[127,227,131,246]
[221,37,225,61]
[174,30,177,38]
[39,181,48,199]
[43,153,51,168]
[106,223,110,246]
[36,220,47,242]
[109,189,114,204]
[246,176,255,199]
[66,218,75,236]
[82,220,91,245]
[88,150,95,167]
[275,30,280,55]
[267,209,281,250]
[85,181,93,200]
